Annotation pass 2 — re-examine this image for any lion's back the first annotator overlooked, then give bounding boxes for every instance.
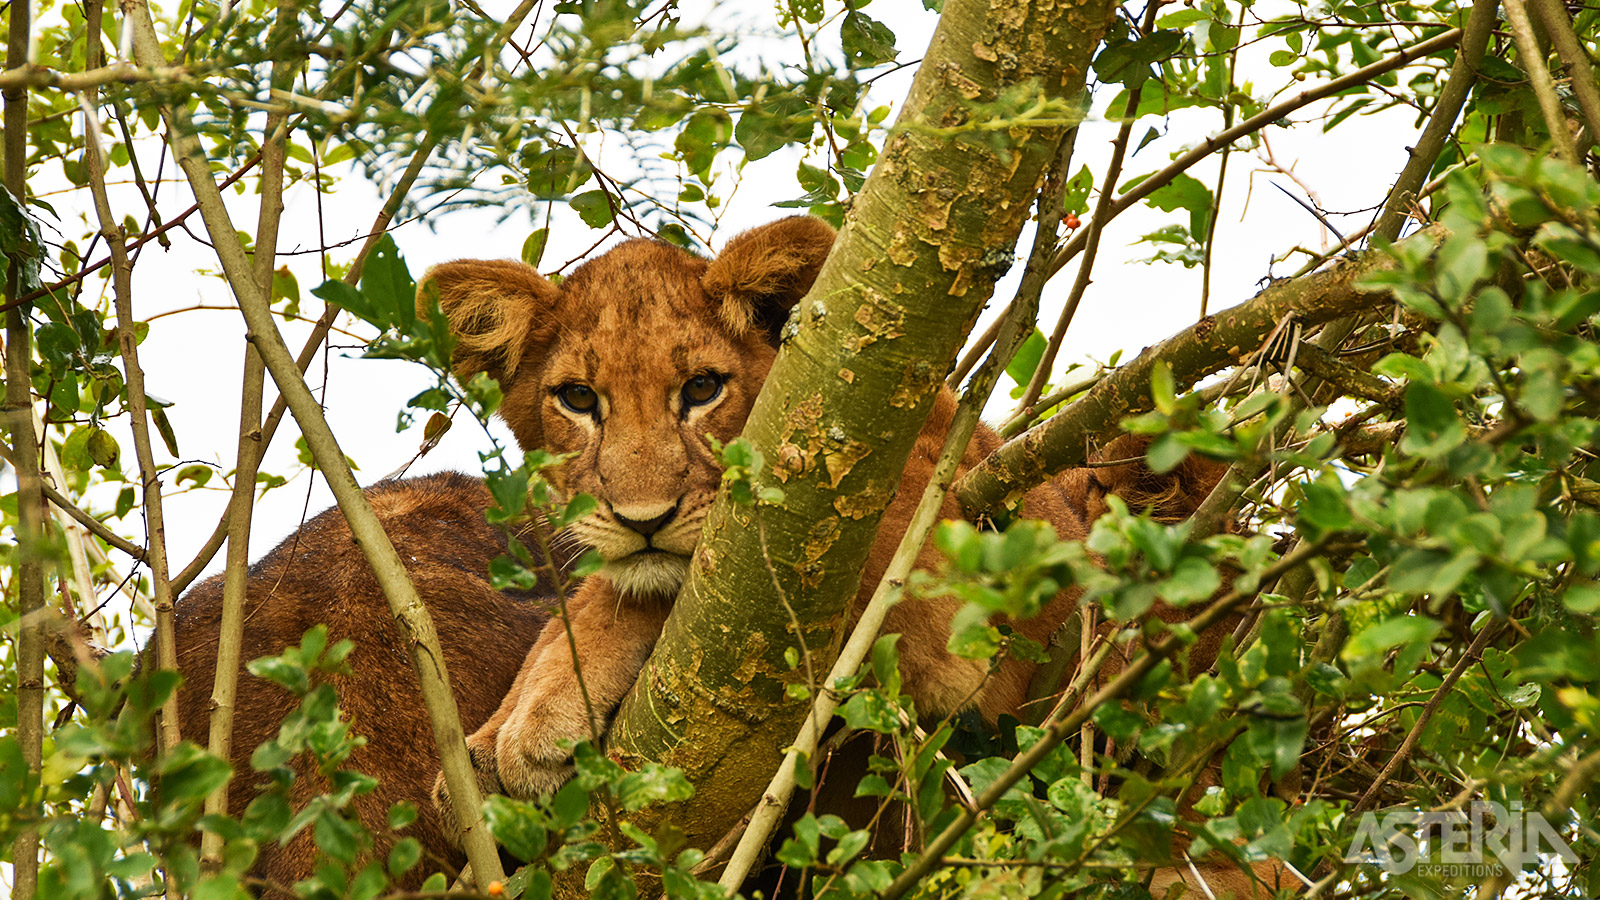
[174,471,556,886]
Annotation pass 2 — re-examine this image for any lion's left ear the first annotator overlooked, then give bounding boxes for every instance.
[703,216,836,344]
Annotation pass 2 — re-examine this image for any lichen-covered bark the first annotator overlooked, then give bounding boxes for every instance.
[605,0,1116,856]
[952,243,1420,516]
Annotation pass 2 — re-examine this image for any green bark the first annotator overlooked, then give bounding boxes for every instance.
[606,0,1116,854]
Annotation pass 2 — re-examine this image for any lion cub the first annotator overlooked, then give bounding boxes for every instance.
[422,217,1225,812]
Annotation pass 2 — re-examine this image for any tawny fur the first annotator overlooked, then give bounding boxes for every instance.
[421,219,1276,896]
[173,473,565,890]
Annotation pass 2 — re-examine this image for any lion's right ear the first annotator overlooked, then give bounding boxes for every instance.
[417,259,557,384]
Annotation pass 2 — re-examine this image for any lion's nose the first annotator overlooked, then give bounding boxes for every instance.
[614,503,678,537]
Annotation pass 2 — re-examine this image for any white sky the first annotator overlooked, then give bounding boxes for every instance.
[14,0,1437,592]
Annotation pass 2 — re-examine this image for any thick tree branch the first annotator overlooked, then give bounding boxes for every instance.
[607,0,1117,872]
[954,238,1427,515]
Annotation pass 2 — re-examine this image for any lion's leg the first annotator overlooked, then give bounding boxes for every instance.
[494,580,672,799]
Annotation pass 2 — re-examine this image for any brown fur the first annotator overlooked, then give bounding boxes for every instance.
[422,219,1276,895]
[173,472,563,889]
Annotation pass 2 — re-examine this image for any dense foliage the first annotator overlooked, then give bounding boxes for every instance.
[3,0,1600,898]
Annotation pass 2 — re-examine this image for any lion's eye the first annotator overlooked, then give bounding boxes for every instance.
[555,383,598,415]
[682,373,724,408]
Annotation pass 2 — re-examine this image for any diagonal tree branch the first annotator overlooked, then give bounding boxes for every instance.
[123,1,505,887]
[953,236,1430,515]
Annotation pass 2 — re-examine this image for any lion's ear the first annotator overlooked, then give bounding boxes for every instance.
[703,216,836,344]
[418,259,557,384]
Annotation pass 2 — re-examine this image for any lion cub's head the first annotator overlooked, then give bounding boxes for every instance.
[421,216,836,599]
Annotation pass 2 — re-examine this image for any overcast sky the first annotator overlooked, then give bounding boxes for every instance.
[15,0,1434,592]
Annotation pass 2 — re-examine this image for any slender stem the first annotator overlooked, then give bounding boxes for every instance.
[1528,0,1600,147]
[1501,0,1578,162]
[198,0,296,867]
[4,0,45,892]
[37,479,148,559]
[124,1,506,886]
[80,88,182,758]
[1015,6,1158,416]
[1351,624,1496,814]
[1200,41,1239,318]
[1373,0,1499,241]
[170,131,440,596]
[1046,28,1465,279]
[880,540,1328,900]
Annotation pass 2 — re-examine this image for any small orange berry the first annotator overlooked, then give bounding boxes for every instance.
[487,881,505,897]
[1064,212,1082,230]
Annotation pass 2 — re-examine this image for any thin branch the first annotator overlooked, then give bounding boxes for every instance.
[1373,0,1500,240]
[880,539,1329,900]
[80,88,183,758]
[199,0,294,866]
[4,0,46,891]
[1501,0,1579,162]
[1015,5,1158,416]
[1045,27,1465,279]
[1529,0,1600,147]
[169,133,440,595]
[0,152,265,314]
[1351,624,1497,813]
[0,61,191,90]
[38,480,148,559]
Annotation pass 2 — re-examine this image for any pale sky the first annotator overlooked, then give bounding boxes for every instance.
[16,0,1436,594]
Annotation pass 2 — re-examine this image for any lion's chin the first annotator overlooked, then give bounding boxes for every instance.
[601,552,690,599]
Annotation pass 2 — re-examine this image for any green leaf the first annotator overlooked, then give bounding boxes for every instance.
[522,228,550,268]
[1005,329,1047,389]
[359,233,416,332]
[1401,382,1465,458]
[841,11,897,69]
[569,190,615,229]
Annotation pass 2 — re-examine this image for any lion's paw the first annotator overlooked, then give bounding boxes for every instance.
[432,731,506,847]
[494,726,577,800]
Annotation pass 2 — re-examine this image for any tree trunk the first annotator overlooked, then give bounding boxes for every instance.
[606,0,1116,859]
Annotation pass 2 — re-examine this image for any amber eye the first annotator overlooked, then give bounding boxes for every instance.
[682,373,724,408]
[555,383,598,415]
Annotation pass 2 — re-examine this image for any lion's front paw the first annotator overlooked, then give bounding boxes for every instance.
[494,704,590,800]
[432,730,506,847]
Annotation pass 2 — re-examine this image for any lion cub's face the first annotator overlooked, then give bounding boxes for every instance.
[424,218,836,599]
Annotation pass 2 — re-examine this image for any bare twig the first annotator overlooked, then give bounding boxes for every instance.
[1351,624,1497,814]
[1046,28,1465,279]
